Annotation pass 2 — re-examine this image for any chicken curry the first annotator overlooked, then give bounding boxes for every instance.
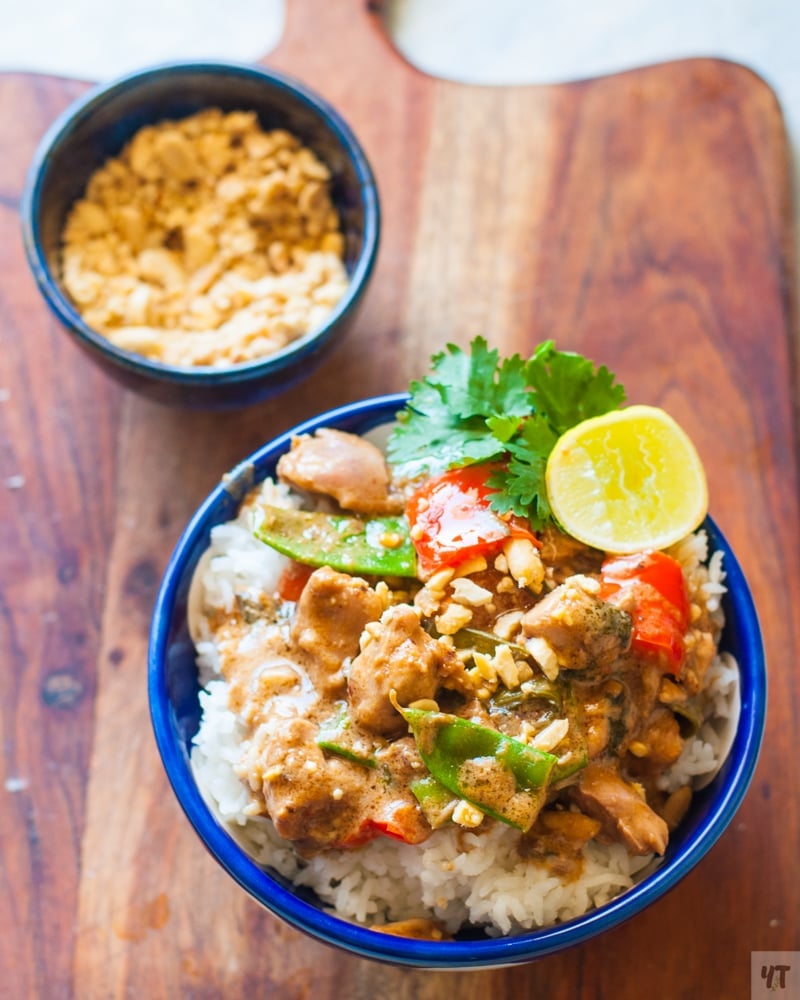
[206,426,720,868]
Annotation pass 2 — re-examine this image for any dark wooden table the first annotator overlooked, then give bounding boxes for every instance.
[1,2,798,996]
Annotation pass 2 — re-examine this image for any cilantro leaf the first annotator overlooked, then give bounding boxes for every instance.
[423,337,532,421]
[486,413,522,443]
[388,379,504,473]
[526,341,626,436]
[486,414,558,528]
[423,337,498,419]
[388,337,531,472]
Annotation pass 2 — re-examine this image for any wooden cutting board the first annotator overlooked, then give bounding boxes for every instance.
[1,1,798,996]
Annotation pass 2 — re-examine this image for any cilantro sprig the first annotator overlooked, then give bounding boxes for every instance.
[387,337,626,529]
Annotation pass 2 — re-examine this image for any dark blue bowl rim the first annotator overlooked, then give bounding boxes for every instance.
[148,392,767,967]
[20,59,380,387]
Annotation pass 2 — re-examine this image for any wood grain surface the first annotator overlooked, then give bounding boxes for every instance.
[1,1,798,997]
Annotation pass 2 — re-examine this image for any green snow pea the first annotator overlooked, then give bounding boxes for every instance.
[392,694,557,831]
[448,626,587,780]
[316,703,378,769]
[491,678,587,783]
[409,775,458,829]
[254,504,417,577]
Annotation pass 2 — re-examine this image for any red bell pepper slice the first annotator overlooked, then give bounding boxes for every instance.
[277,559,314,601]
[406,463,537,578]
[599,551,690,675]
[340,801,428,848]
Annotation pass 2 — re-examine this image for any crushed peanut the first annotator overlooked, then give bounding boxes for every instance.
[434,603,473,635]
[414,585,443,618]
[658,677,687,704]
[504,538,545,592]
[60,109,349,367]
[358,620,383,650]
[450,577,493,607]
[427,568,455,592]
[493,610,523,640]
[530,717,569,753]
[452,555,488,578]
[253,664,299,697]
[452,800,484,829]
[374,580,391,609]
[516,662,534,683]
[525,635,560,680]
[472,651,496,682]
[492,644,520,689]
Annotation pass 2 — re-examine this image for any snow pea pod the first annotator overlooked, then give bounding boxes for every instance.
[492,679,587,783]
[393,695,557,832]
[409,775,458,829]
[254,504,417,577]
[316,703,378,769]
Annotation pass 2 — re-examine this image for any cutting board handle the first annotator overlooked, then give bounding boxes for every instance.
[267,0,417,85]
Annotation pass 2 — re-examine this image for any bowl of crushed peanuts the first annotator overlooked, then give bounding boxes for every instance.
[21,61,379,407]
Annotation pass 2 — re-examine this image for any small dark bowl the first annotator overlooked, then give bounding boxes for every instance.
[20,61,379,408]
[148,394,767,967]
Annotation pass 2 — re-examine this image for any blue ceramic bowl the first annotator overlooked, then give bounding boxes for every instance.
[148,394,766,967]
[20,61,379,408]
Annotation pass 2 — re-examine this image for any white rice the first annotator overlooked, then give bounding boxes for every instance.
[190,495,739,935]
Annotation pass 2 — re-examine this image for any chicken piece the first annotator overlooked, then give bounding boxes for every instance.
[348,604,472,738]
[571,761,669,855]
[521,579,632,672]
[255,717,431,855]
[290,566,384,698]
[256,717,371,854]
[277,428,404,515]
[250,716,431,855]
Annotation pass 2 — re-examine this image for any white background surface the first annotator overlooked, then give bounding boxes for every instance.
[3,1,797,214]
[1,1,796,108]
